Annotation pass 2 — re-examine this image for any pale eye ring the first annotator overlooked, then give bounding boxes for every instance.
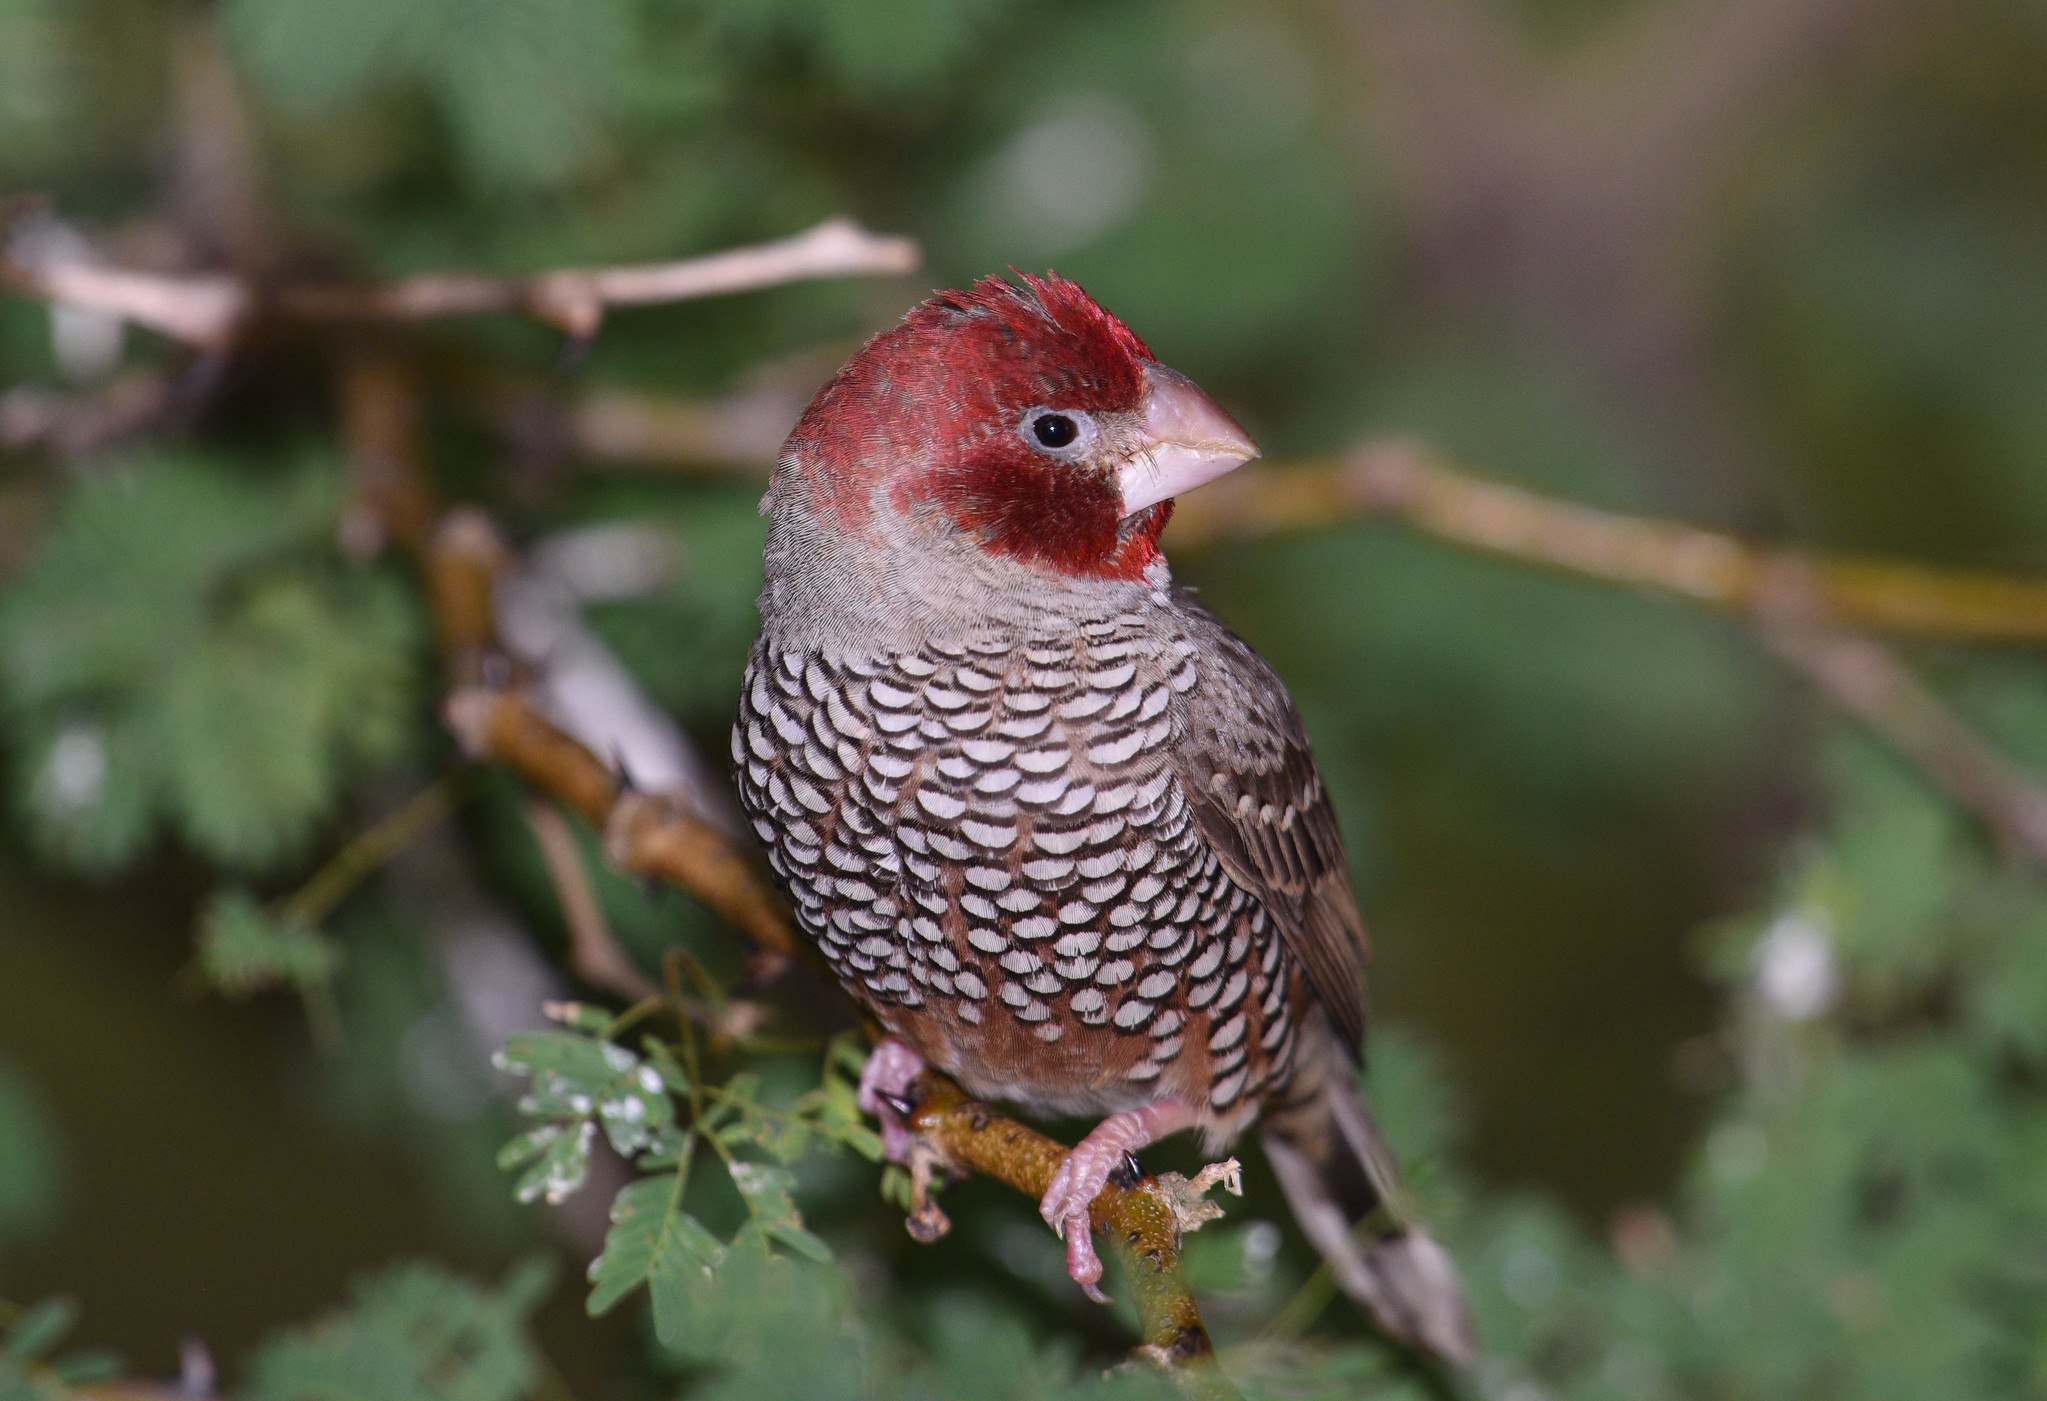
[1019,407,1098,459]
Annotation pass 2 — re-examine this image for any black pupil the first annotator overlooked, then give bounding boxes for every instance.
[1032,413,1078,449]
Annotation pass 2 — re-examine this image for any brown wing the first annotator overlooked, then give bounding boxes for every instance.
[1171,599,1372,1055]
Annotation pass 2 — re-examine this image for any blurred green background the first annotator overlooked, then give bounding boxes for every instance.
[5,1,2047,1398]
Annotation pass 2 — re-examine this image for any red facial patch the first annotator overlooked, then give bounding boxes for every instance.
[780,272,1166,580]
[918,451,1175,582]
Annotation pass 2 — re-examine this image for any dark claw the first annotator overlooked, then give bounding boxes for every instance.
[876,1090,917,1120]
[1109,1151,1144,1189]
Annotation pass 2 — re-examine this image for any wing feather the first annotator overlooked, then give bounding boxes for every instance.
[1171,599,1372,1054]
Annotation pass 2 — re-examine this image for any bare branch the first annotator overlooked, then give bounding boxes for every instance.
[336,352,794,964]
[430,511,804,968]
[1170,442,2047,645]
[0,368,183,458]
[482,372,815,474]
[3,216,920,348]
[1,258,247,349]
[504,535,747,838]
[525,797,661,1002]
[339,351,441,557]
[1762,623,2047,867]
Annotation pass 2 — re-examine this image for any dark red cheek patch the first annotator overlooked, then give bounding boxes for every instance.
[923,449,1168,582]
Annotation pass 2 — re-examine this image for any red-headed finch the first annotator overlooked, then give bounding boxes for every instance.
[734,273,1474,1365]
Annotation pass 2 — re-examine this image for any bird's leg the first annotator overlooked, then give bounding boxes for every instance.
[856,1037,927,1163]
[1040,1098,1198,1302]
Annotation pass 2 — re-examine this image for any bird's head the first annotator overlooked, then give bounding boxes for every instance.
[772,272,1258,583]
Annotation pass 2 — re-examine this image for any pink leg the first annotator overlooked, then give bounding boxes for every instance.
[857,1038,927,1164]
[1040,1098,1199,1302]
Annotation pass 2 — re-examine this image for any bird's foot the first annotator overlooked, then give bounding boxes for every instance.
[856,1037,927,1164]
[1039,1098,1196,1304]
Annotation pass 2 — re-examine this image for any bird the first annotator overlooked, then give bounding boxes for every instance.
[731,271,1474,1364]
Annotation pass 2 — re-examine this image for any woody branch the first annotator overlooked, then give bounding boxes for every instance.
[2,210,919,348]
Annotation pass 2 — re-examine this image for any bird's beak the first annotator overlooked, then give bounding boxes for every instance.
[1118,363,1260,518]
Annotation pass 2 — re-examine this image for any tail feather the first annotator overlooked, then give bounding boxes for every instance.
[1262,1065,1476,1367]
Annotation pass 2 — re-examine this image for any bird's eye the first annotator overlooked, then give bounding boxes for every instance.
[1034,414,1077,448]
[1020,407,1097,459]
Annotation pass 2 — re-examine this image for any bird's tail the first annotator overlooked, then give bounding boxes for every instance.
[1261,1052,1476,1367]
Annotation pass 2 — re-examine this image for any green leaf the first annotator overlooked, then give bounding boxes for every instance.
[587,1173,723,1318]
[728,1160,830,1262]
[242,1261,551,1401]
[495,1121,595,1207]
[644,1041,691,1095]
[0,454,422,875]
[195,887,340,998]
[839,1123,885,1163]
[763,1116,811,1164]
[0,1300,74,1364]
[225,0,628,188]
[494,1031,683,1204]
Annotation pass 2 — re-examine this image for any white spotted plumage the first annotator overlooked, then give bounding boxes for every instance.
[734,607,1308,1131]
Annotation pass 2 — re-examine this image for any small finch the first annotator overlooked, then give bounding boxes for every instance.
[734,272,1473,1363]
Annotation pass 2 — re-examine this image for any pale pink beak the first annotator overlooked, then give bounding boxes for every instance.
[1117,363,1260,517]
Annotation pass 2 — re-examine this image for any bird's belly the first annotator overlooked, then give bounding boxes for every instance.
[733,635,1304,1129]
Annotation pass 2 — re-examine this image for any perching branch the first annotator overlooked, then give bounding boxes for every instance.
[2,213,919,348]
[902,1077,1240,1393]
